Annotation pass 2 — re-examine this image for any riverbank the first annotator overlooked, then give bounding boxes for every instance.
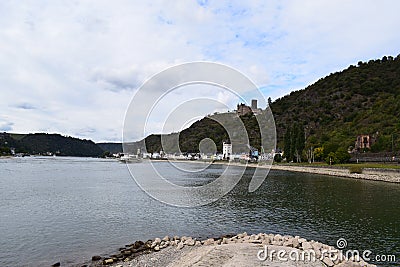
[185,160,400,183]
[83,233,375,267]
[175,159,400,183]
[270,164,400,183]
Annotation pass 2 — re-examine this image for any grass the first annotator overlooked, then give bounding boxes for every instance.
[348,165,363,174]
[274,162,400,170]
[339,163,400,169]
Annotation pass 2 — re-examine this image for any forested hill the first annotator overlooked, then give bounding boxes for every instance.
[271,55,400,154]
[140,55,400,158]
[2,55,399,159]
[0,133,104,157]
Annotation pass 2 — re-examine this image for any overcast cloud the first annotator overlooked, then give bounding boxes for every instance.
[1,0,399,142]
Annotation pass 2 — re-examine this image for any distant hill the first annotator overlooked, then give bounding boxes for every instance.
[126,55,400,160]
[0,133,104,157]
[97,142,123,154]
[2,55,398,160]
[122,111,265,155]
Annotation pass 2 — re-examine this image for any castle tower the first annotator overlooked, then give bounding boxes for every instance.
[251,99,257,110]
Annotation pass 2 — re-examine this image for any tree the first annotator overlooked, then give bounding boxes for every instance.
[313,147,324,162]
[274,153,282,163]
[335,148,351,163]
[283,127,292,162]
[294,124,305,162]
[283,124,305,162]
[326,152,337,165]
[268,97,272,106]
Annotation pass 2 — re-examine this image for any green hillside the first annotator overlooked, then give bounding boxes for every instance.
[0,133,104,157]
[137,55,400,162]
[125,111,264,155]
[271,55,400,161]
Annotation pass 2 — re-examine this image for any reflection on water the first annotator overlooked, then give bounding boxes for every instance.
[0,157,399,266]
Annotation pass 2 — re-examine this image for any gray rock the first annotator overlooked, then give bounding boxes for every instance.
[311,241,322,251]
[273,234,283,241]
[322,257,335,267]
[283,240,293,247]
[154,245,160,251]
[91,255,101,261]
[122,249,132,256]
[301,241,313,250]
[103,258,113,265]
[185,238,195,246]
[203,238,214,245]
[292,238,300,248]
[162,235,170,242]
[214,239,222,245]
[177,241,184,249]
[298,238,307,243]
[262,237,271,245]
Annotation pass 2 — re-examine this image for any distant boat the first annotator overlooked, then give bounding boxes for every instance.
[119,154,142,163]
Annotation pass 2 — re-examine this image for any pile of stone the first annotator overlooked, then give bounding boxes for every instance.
[90,232,374,267]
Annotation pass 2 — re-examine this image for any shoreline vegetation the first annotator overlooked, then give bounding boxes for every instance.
[80,232,375,267]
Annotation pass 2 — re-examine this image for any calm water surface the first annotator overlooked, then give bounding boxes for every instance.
[0,157,399,266]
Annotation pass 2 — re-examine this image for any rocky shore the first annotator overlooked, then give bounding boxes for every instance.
[79,233,375,267]
[188,160,400,183]
[270,164,400,183]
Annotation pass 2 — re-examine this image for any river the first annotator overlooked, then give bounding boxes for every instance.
[0,157,398,266]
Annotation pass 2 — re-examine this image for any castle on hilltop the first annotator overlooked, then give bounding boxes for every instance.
[236,99,262,116]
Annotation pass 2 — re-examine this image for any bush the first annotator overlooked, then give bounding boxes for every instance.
[349,166,363,174]
[274,154,282,163]
[325,152,337,165]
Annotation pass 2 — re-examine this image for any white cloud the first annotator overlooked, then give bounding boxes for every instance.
[0,0,399,141]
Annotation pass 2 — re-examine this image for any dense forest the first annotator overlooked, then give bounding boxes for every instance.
[0,133,104,157]
[271,55,400,162]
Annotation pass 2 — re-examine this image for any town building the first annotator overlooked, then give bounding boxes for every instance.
[222,142,232,160]
[355,134,373,150]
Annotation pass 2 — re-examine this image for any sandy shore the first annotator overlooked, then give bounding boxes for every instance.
[86,233,375,267]
[270,164,400,183]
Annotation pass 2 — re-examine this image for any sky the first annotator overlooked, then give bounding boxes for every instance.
[0,0,399,142]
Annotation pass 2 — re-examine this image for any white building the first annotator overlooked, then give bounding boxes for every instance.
[222,142,232,160]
